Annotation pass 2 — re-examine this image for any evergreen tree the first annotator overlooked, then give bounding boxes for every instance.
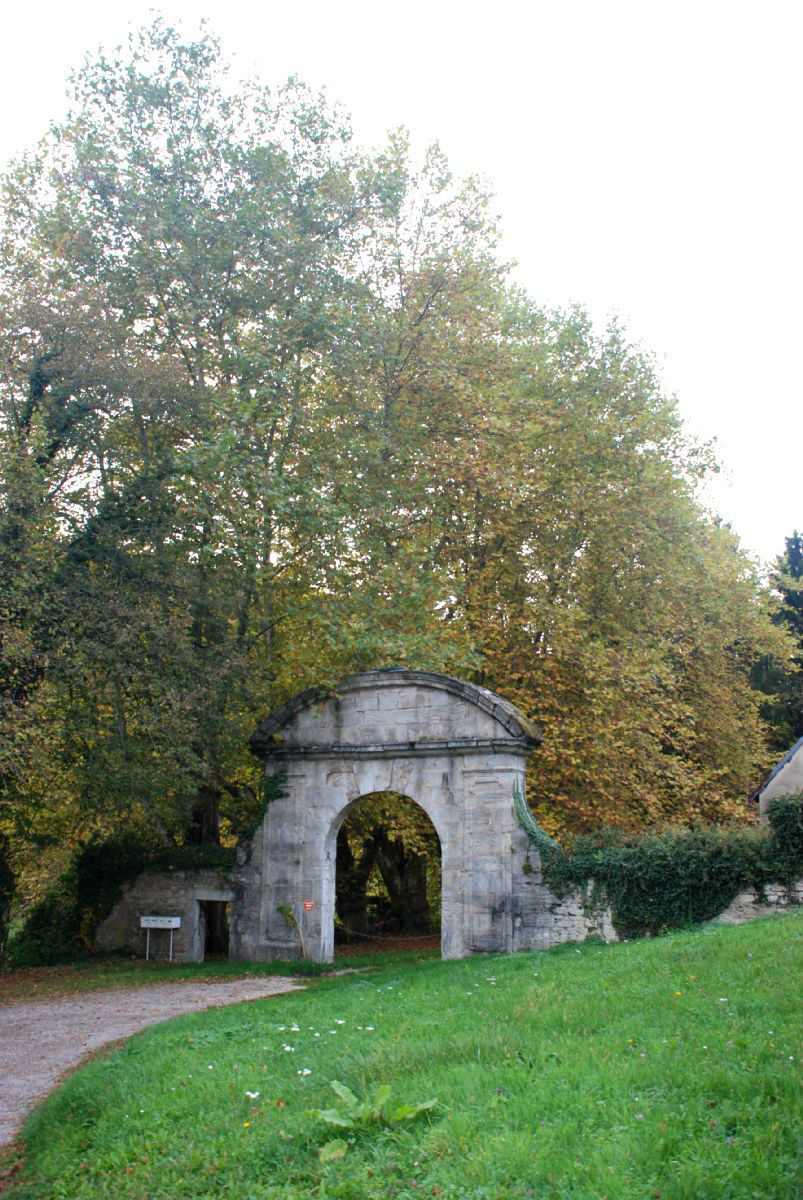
[756,532,803,751]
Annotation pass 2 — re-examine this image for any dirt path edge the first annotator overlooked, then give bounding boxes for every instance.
[0,976,304,1149]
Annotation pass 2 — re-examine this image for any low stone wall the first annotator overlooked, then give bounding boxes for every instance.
[95,868,235,963]
[93,859,802,965]
[714,880,803,925]
[512,855,802,949]
[512,854,618,950]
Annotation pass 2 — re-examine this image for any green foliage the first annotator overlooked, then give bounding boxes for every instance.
[308,1079,437,1134]
[766,793,803,882]
[753,531,803,749]
[5,886,81,969]
[542,805,803,938]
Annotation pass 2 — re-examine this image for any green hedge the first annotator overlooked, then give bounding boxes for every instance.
[766,793,803,881]
[541,793,803,939]
[6,837,235,969]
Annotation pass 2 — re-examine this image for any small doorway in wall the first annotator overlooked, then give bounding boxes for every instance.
[200,900,230,959]
[334,791,441,954]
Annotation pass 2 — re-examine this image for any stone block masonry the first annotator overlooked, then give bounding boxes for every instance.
[95,868,235,963]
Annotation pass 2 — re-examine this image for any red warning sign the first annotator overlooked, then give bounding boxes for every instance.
[302,900,314,912]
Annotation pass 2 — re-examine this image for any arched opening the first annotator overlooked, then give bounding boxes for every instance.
[333,791,442,954]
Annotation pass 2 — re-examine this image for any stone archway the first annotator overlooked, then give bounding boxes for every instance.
[231,669,542,962]
[330,790,442,948]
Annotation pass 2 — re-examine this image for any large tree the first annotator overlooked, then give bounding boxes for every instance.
[754,531,803,752]
[0,21,792,943]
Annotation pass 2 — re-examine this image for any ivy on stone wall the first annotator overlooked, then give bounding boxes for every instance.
[239,770,287,846]
[540,794,803,938]
[765,793,803,881]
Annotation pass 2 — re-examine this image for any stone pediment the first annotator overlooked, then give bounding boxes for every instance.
[250,669,541,760]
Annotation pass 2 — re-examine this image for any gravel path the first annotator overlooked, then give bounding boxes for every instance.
[0,977,303,1147]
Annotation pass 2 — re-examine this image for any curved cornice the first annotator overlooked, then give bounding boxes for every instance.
[249,669,541,758]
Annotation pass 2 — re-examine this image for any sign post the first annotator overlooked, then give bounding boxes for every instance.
[140,915,181,961]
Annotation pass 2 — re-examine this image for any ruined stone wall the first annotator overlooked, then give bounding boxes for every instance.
[714,880,803,925]
[94,868,235,963]
[512,853,618,949]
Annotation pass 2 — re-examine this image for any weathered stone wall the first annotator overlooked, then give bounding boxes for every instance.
[714,880,803,925]
[277,683,506,749]
[95,868,235,963]
[231,746,531,961]
[511,848,618,949]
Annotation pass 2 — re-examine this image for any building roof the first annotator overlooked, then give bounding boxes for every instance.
[749,736,803,805]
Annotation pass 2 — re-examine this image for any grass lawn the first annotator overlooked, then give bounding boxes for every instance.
[7,914,802,1200]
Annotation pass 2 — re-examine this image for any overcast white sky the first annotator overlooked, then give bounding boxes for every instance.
[1,0,800,565]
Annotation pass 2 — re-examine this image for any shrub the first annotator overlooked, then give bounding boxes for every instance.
[5,887,82,969]
[765,792,803,881]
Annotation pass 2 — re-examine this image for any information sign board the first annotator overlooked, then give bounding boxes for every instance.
[140,915,181,961]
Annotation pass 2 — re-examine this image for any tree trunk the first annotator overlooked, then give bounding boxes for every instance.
[187,784,221,845]
[335,826,381,937]
[375,833,432,932]
[0,833,14,956]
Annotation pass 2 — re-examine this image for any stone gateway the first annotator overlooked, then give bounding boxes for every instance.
[230,668,610,962]
[96,669,618,963]
[95,669,802,963]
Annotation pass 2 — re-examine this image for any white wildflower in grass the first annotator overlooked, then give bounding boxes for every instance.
[290,1025,300,1032]
[335,1019,345,1024]
[283,1045,295,1052]
[207,1065,214,1070]
[245,1091,260,1099]
[314,1032,320,1037]
[365,1025,375,1031]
